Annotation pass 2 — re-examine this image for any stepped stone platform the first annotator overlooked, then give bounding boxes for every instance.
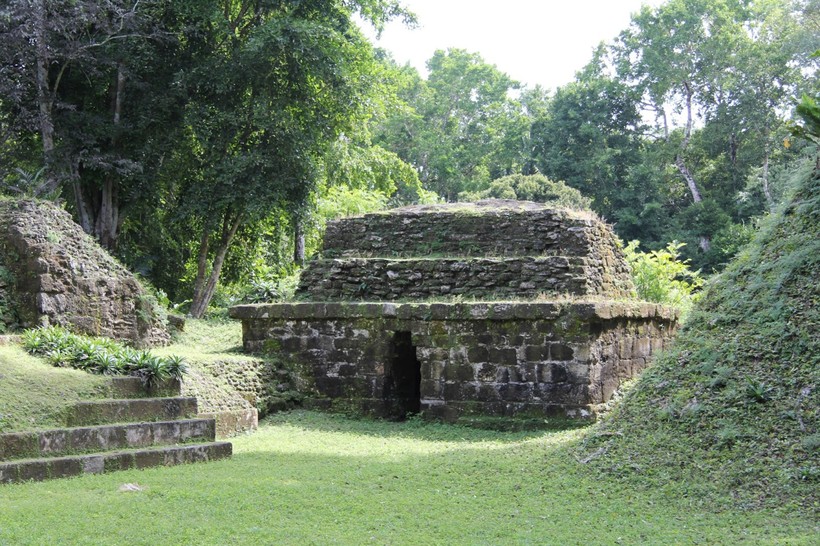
[305,201,635,301]
[231,201,679,420]
[1,377,231,484]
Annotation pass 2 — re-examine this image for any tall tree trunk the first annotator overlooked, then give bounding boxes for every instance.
[189,211,243,319]
[190,228,211,312]
[676,81,703,203]
[675,81,709,252]
[95,178,119,249]
[33,1,59,196]
[293,218,305,266]
[72,169,94,234]
[675,155,703,203]
[761,142,773,212]
[93,64,126,250]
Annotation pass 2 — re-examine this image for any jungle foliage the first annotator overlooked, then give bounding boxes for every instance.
[0,0,817,313]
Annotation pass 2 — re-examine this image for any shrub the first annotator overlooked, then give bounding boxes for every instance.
[459,173,593,210]
[22,326,187,386]
[623,240,704,319]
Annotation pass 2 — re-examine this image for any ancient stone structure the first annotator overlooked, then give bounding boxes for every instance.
[231,201,679,420]
[0,199,168,346]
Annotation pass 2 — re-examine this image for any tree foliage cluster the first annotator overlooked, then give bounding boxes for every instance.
[0,0,415,315]
[0,0,817,314]
[372,0,819,272]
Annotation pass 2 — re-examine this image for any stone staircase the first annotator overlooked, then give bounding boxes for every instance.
[0,377,232,484]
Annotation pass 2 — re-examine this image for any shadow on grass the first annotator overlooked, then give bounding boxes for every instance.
[259,409,591,444]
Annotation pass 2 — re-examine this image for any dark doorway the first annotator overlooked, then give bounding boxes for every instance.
[384,331,421,419]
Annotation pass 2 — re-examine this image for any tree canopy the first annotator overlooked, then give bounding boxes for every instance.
[1,0,817,311]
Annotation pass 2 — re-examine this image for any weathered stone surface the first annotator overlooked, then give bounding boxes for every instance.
[106,377,181,399]
[302,201,634,301]
[198,409,258,438]
[234,301,677,418]
[323,201,618,258]
[231,200,679,420]
[0,199,168,346]
[0,442,232,484]
[66,397,198,427]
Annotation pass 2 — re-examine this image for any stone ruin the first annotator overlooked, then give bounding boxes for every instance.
[0,199,168,346]
[230,200,679,420]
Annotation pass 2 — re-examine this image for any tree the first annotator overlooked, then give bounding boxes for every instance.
[459,173,592,210]
[531,48,648,234]
[173,0,411,318]
[0,1,186,249]
[614,0,806,252]
[374,49,525,201]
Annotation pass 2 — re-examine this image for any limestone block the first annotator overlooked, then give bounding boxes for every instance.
[0,200,168,346]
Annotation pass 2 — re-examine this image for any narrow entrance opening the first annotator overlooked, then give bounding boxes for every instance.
[384,331,421,420]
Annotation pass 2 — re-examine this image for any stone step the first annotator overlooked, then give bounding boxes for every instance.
[0,418,216,461]
[297,256,598,301]
[0,334,22,345]
[105,377,182,399]
[66,397,199,427]
[0,441,233,484]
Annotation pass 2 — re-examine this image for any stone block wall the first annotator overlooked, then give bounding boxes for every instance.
[322,201,611,258]
[231,302,679,418]
[300,201,635,301]
[0,199,168,346]
[233,201,679,421]
[299,256,629,301]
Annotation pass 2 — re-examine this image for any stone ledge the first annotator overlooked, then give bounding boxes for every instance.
[198,408,258,439]
[0,442,232,484]
[0,419,216,460]
[229,301,679,322]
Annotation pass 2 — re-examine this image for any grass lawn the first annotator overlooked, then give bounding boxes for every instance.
[0,344,108,432]
[0,410,815,545]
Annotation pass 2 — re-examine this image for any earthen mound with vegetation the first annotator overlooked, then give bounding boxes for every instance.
[581,165,819,510]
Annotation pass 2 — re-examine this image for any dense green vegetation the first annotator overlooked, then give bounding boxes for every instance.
[0,5,817,540]
[0,411,816,545]
[578,164,819,511]
[623,240,704,319]
[1,0,817,312]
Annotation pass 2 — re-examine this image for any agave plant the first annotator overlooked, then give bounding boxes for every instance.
[45,349,72,367]
[38,326,71,353]
[131,351,170,390]
[21,326,188,383]
[164,355,188,381]
[21,329,43,353]
[92,350,122,376]
[70,338,100,370]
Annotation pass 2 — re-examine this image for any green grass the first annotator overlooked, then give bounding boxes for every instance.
[581,165,820,513]
[0,344,108,432]
[0,411,815,545]
[155,317,245,363]
[153,318,274,415]
[0,319,263,429]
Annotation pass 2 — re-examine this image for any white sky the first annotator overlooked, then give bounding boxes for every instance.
[359,0,665,90]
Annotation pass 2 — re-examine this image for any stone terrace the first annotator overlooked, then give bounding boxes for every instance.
[301,201,635,301]
[232,201,679,420]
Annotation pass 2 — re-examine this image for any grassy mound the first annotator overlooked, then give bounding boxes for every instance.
[0,344,109,432]
[1,411,815,544]
[579,165,819,510]
[153,319,300,417]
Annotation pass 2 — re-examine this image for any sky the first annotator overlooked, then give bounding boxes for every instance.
[359,0,664,90]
